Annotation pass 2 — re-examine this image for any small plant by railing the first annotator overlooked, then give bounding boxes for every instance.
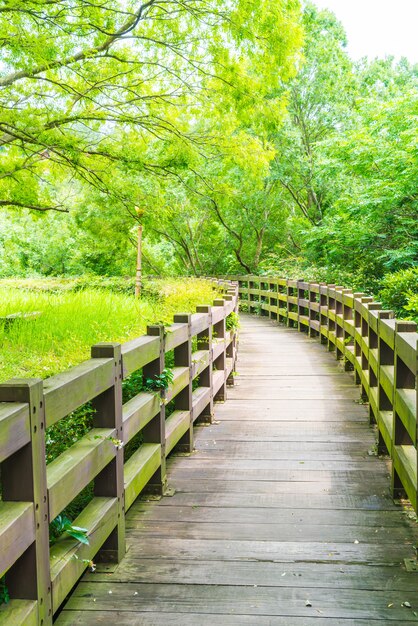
[226,311,240,332]
[143,368,174,393]
[49,515,90,546]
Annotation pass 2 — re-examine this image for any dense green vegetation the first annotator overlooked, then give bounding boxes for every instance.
[0,278,216,380]
[0,1,416,307]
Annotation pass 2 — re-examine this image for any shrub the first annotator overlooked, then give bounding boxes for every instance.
[377,268,418,318]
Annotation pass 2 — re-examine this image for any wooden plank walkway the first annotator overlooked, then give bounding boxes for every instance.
[58,315,418,624]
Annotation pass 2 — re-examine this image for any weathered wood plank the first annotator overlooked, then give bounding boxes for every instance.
[121,335,160,378]
[122,393,159,443]
[56,611,418,625]
[167,466,391,484]
[122,536,414,564]
[124,443,161,510]
[127,519,411,543]
[47,427,116,519]
[50,497,118,612]
[0,402,30,463]
[43,358,114,427]
[0,600,38,625]
[148,491,397,510]
[86,559,418,591]
[168,477,391,496]
[63,582,418,621]
[165,410,190,454]
[130,504,404,527]
[0,502,34,578]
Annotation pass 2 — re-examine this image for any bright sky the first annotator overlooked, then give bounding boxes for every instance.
[311,0,418,62]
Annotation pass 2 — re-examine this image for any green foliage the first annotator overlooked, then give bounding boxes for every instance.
[143,368,174,393]
[259,5,418,287]
[0,0,302,218]
[49,515,89,546]
[45,404,94,463]
[0,1,415,290]
[0,278,216,381]
[378,268,418,319]
[226,312,240,332]
[404,295,418,324]
[0,577,9,605]
[122,370,144,404]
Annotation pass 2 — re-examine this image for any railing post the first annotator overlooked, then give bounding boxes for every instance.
[91,343,125,563]
[196,305,214,423]
[308,283,319,338]
[212,298,227,402]
[142,325,167,495]
[319,283,328,345]
[224,292,237,386]
[0,379,52,625]
[334,287,349,361]
[341,289,354,371]
[173,313,193,453]
[392,320,417,502]
[326,285,337,352]
[297,279,306,333]
[376,310,395,454]
[245,276,251,312]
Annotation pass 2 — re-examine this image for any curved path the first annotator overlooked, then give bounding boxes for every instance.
[58,315,418,624]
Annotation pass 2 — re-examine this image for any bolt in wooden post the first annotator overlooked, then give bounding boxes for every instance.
[195,305,214,423]
[91,343,125,563]
[173,314,193,453]
[0,379,52,625]
[141,325,167,495]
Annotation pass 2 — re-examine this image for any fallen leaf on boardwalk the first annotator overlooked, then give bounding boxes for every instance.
[387,603,393,608]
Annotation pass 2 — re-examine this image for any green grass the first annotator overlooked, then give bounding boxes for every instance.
[0,278,216,381]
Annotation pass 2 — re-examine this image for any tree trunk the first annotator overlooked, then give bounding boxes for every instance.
[135,224,143,298]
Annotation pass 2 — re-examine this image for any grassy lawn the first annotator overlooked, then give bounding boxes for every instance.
[0,277,217,382]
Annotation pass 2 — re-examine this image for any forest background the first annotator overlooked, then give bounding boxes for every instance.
[0,0,417,320]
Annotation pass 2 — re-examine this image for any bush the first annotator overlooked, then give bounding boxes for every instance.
[377,268,418,318]
[404,294,418,323]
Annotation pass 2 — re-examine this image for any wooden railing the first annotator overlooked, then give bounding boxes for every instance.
[0,280,238,625]
[231,275,418,514]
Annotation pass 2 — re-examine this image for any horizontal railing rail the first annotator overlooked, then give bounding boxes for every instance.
[230,274,417,515]
[0,279,238,625]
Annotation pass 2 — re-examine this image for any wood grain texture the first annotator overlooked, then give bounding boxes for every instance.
[57,314,418,624]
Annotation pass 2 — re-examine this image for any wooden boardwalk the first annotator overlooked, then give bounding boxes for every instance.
[58,315,418,625]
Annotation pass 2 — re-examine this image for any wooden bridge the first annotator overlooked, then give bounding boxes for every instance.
[0,278,417,624]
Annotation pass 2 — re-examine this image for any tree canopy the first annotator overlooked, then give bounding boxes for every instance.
[0,0,302,211]
[0,1,417,305]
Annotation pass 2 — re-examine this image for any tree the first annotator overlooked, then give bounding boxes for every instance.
[0,0,302,213]
[271,2,355,229]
